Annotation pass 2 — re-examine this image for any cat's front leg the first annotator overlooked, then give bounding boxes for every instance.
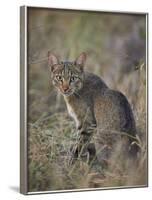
[69,109,97,163]
[76,122,83,132]
[78,122,97,139]
[69,127,91,164]
[73,122,97,161]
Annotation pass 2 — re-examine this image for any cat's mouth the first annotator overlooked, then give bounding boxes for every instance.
[61,89,74,96]
[63,91,73,96]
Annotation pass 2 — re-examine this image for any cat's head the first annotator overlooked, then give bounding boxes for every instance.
[48,52,86,96]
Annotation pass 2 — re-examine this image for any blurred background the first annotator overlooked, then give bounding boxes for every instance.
[27,7,147,192]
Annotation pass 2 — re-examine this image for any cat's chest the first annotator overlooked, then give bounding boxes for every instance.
[66,102,80,127]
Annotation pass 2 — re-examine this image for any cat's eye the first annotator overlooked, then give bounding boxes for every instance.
[56,75,62,81]
[70,76,77,82]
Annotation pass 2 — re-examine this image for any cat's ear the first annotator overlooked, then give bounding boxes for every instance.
[75,52,86,70]
[48,51,59,71]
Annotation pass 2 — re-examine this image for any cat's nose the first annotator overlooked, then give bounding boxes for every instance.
[63,87,69,92]
[62,85,69,92]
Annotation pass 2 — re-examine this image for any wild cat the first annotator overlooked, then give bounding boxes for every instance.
[48,52,139,165]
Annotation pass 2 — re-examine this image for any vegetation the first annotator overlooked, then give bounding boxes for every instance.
[27,8,147,192]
